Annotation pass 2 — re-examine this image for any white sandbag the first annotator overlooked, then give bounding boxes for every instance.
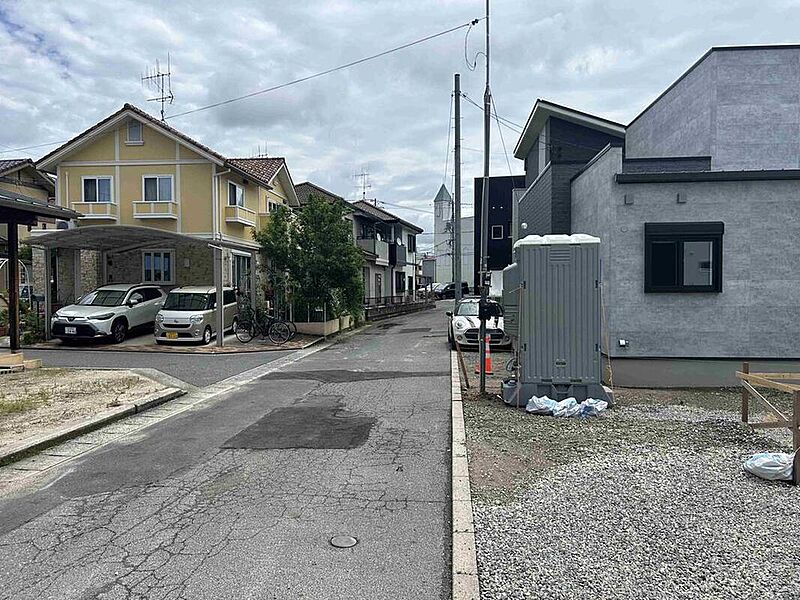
[743,452,795,481]
[525,395,557,415]
[552,398,578,417]
[578,399,608,417]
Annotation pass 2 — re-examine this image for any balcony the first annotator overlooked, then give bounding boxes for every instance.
[71,201,117,221]
[389,242,407,266]
[224,204,257,227]
[357,237,389,266]
[133,200,178,220]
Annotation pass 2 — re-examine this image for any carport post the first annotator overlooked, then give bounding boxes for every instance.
[43,247,52,340]
[7,220,20,352]
[213,245,224,348]
[73,248,81,302]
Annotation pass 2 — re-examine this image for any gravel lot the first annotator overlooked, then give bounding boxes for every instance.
[462,363,800,600]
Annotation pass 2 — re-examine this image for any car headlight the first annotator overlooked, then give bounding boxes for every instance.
[156,313,164,323]
[190,315,204,324]
[454,320,466,330]
[90,313,115,321]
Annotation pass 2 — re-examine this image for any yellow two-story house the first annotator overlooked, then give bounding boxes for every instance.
[33,104,298,305]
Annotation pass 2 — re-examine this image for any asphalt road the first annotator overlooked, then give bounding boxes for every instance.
[0,307,451,600]
[22,348,295,387]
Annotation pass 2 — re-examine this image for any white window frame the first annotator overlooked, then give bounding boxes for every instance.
[142,249,175,285]
[231,250,252,294]
[268,200,279,213]
[81,176,114,203]
[126,119,143,145]
[142,175,174,202]
[228,182,245,207]
[491,225,504,239]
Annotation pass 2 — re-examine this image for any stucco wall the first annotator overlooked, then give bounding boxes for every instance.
[626,47,800,170]
[572,146,800,359]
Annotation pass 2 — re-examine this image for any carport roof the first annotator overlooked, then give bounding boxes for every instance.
[27,225,257,252]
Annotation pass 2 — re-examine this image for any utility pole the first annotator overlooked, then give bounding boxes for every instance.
[453,73,462,303]
[479,0,491,393]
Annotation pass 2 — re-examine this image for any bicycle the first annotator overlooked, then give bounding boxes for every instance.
[235,304,291,345]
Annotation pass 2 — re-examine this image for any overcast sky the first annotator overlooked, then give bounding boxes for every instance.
[1,0,799,247]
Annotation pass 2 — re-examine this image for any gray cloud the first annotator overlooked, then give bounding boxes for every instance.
[2,0,799,248]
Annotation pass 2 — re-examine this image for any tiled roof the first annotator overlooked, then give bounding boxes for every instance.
[227,158,285,187]
[351,200,423,233]
[294,181,345,206]
[37,103,228,170]
[0,159,30,176]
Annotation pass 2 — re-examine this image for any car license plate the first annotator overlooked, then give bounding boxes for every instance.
[166,331,178,339]
[65,326,77,335]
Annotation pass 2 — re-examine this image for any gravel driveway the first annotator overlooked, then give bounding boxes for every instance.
[463,383,800,600]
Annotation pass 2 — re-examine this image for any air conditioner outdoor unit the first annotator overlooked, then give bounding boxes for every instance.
[501,233,611,406]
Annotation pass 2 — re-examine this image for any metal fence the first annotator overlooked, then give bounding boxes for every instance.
[363,291,435,308]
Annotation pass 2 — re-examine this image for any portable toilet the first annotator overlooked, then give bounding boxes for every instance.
[501,234,611,406]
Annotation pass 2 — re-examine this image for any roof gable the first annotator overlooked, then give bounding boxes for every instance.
[0,158,55,193]
[513,99,626,160]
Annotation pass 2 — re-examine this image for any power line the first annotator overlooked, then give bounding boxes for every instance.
[492,96,513,176]
[168,19,482,120]
[443,92,454,184]
[376,199,434,214]
[461,93,522,131]
[0,18,482,156]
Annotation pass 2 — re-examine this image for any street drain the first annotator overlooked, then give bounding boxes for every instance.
[330,535,358,549]
[222,396,375,450]
[260,369,448,383]
[398,327,432,333]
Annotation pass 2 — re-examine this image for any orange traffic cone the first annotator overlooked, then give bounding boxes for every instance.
[475,334,494,374]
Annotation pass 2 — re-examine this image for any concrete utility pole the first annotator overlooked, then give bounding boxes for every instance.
[479,0,491,393]
[453,73,462,303]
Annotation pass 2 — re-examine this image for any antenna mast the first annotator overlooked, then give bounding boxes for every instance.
[356,168,373,203]
[141,55,175,121]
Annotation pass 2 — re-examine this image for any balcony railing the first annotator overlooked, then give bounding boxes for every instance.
[389,243,407,266]
[71,201,118,221]
[133,200,178,220]
[357,237,390,265]
[224,204,257,227]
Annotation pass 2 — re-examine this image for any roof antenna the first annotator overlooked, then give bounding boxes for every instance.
[141,54,175,121]
[355,167,373,203]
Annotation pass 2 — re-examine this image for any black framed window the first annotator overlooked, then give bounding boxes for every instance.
[644,222,723,293]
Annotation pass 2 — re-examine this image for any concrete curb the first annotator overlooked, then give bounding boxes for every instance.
[0,387,185,466]
[451,351,480,599]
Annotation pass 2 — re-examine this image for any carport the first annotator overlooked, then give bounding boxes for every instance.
[29,225,258,348]
[1,192,80,352]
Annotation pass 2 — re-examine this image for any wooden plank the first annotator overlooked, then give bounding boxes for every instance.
[750,421,791,429]
[741,362,749,423]
[739,372,800,394]
[455,341,470,390]
[741,379,790,423]
[749,373,800,380]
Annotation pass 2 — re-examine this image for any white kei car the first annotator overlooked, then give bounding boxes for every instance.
[446,297,510,350]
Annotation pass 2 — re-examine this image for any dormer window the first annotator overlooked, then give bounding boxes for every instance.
[126,120,143,144]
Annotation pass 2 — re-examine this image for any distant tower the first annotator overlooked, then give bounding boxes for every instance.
[141,55,174,121]
[433,184,453,282]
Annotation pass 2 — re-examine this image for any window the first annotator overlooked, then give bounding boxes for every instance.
[228,182,244,207]
[140,287,163,301]
[491,225,504,239]
[644,222,723,293]
[267,201,279,213]
[143,250,174,284]
[143,176,173,202]
[406,234,416,253]
[127,120,143,143]
[223,289,237,305]
[508,221,512,238]
[82,177,113,203]
[395,271,405,294]
[232,253,251,294]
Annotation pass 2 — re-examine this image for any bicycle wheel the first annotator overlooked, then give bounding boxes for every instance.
[285,319,297,340]
[268,321,291,345]
[235,320,256,343]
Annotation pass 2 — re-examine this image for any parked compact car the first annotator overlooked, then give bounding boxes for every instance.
[434,281,471,300]
[446,297,510,349]
[155,286,238,345]
[51,284,165,343]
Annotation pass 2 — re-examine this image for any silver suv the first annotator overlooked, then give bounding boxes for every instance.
[155,286,238,345]
[52,284,165,343]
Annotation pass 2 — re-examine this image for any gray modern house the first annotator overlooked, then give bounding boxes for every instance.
[515,44,800,385]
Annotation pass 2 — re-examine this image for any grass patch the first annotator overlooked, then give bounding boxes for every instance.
[0,395,44,415]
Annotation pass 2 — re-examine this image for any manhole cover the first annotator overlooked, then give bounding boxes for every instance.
[330,535,358,548]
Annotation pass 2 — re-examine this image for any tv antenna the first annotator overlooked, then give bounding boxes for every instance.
[141,55,174,121]
[355,168,373,203]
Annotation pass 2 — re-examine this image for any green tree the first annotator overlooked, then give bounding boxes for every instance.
[253,204,296,311]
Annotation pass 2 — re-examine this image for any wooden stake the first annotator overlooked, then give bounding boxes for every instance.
[741,362,750,423]
[455,341,470,389]
[793,391,800,486]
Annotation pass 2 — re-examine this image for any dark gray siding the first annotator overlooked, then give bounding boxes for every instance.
[518,165,552,235]
[622,156,711,173]
[549,117,624,164]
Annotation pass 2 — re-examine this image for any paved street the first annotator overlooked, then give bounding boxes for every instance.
[22,348,295,388]
[0,307,450,600]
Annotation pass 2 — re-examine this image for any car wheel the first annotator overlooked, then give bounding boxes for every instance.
[202,326,213,345]
[111,319,127,344]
